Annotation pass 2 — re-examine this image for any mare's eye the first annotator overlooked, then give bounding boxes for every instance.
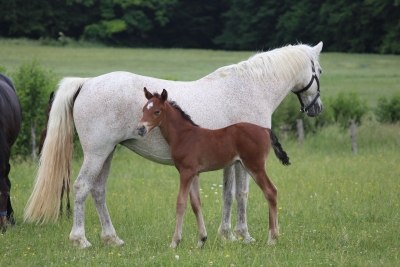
[154,110,160,115]
[319,69,323,74]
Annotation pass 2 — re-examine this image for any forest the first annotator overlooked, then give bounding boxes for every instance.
[1,0,399,53]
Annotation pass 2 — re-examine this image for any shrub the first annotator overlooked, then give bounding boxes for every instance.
[330,91,368,127]
[11,58,56,158]
[375,92,400,123]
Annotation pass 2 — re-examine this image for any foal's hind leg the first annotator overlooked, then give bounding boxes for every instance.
[189,175,207,248]
[90,148,124,246]
[234,163,255,243]
[218,166,236,241]
[247,168,279,245]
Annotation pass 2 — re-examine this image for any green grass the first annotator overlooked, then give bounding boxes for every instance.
[1,39,399,266]
[3,124,399,266]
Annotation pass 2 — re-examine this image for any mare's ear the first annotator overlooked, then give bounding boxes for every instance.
[49,91,54,101]
[314,41,323,55]
[144,87,153,100]
[161,89,168,102]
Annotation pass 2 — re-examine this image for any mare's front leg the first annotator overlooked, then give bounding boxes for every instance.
[90,148,124,246]
[218,165,236,241]
[189,175,207,248]
[171,169,196,248]
[70,152,113,248]
[234,163,255,243]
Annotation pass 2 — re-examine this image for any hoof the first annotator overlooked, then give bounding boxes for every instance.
[242,236,256,244]
[170,239,180,249]
[268,230,278,246]
[71,238,92,248]
[218,228,237,242]
[197,236,207,248]
[102,235,125,246]
[234,228,255,243]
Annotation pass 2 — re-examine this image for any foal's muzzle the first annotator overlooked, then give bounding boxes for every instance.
[137,125,147,137]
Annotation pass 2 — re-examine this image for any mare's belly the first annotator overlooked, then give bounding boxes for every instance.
[120,129,174,165]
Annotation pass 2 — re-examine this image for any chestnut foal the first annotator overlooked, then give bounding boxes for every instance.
[137,88,290,248]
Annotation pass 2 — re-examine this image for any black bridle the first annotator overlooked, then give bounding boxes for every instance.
[292,60,320,113]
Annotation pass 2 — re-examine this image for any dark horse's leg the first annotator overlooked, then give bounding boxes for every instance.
[5,163,15,225]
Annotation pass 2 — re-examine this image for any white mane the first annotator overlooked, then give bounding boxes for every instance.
[218,44,319,83]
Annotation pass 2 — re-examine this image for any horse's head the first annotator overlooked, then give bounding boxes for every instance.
[292,42,324,117]
[0,163,10,232]
[137,87,168,137]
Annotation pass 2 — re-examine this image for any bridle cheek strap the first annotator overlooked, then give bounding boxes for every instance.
[292,61,320,113]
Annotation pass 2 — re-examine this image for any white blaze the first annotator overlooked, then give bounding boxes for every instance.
[147,102,153,110]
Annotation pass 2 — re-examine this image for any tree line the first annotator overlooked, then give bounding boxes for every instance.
[0,0,399,54]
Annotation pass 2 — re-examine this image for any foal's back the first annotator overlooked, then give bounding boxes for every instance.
[172,122,271,173]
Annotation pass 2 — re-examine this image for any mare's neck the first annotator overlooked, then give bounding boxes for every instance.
[158,103,196,145]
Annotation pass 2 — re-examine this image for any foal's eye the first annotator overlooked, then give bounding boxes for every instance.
[154,110,160,115]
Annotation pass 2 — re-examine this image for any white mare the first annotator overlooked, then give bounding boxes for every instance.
[24,42,324,248]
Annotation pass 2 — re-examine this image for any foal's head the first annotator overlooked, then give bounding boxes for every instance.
[137,87,168,137]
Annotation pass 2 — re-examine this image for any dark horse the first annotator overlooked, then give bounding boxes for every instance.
[0,73,22,233]
[38,91,71,216]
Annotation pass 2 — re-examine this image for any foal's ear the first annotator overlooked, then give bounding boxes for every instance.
[161,89,168,102]
[144,87,153,100]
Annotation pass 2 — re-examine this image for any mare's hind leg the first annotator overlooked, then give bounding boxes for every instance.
[218,165,236,241]
[189,175,207,248]
[90,148,124,246]
[234,163,255,243]
[70,152,113,248]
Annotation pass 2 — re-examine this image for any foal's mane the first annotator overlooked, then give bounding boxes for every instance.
[154,93,199,127]
[218,43,318,83]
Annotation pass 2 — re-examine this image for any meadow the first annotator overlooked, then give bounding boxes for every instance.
[1,39,399,266]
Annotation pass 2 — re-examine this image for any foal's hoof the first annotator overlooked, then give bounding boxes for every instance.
[102,235,125,246]
[170,240,180,249]
[267,230,278,246]
[197,236,207,248]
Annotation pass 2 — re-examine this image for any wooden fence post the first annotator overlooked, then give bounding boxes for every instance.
[296,119,304,145]
[349,119,357,155]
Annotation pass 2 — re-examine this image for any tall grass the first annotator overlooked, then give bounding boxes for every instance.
[1,39,399,266]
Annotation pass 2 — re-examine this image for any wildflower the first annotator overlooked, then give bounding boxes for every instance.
[175,255,180,260]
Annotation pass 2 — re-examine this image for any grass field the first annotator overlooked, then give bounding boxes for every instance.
[1,39,399,266]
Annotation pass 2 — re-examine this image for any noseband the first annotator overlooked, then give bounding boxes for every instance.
[292,60,320,113]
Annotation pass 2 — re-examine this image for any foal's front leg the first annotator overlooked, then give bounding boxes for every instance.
[171,170,196,248]
[189,175,207,248]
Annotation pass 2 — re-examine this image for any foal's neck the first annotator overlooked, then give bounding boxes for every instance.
[158,102,196,145]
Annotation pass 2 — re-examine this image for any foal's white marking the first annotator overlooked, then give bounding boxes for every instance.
[147,102,153,110]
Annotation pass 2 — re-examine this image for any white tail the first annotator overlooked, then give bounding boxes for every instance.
[24,77,90,223]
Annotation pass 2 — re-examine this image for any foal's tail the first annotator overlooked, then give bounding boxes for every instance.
[24,77,89,224]
[270,130,291,166]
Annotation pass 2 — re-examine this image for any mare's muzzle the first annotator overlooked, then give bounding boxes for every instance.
[137,125,147,137]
